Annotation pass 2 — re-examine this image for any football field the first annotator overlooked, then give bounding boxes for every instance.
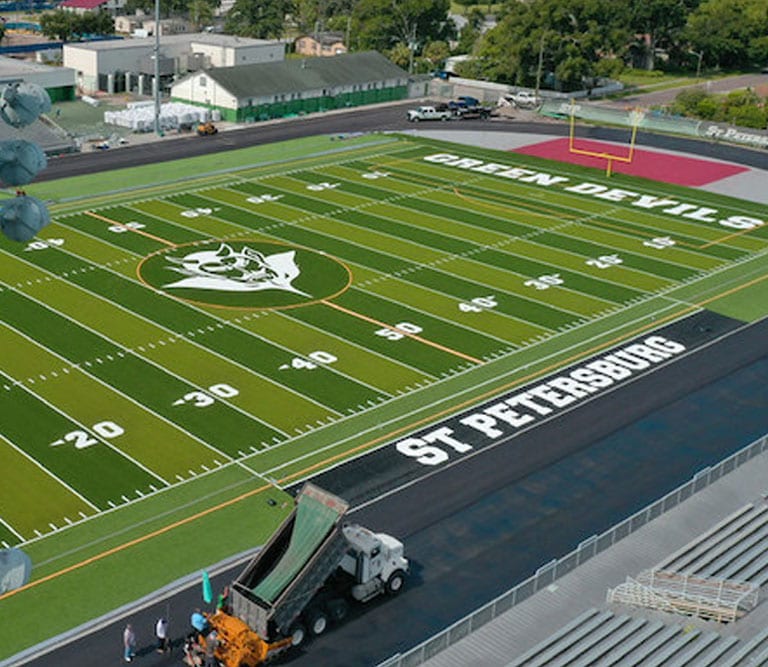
[1,133,767,657]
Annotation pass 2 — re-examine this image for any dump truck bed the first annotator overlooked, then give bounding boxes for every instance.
[231,484,349,639]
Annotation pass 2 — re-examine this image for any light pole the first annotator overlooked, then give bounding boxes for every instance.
[689,50,703,79]
[407,24,417,75]
[153,0,161,135]
[534,31,545,100]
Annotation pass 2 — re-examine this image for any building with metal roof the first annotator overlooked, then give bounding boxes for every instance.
[63,33,284,94]
[170,50,411,122]
[0,55,76,103]
[59,0,126,15]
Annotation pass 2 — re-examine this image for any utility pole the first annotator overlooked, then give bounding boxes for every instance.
[345,15,351,49]
[153,0,161,135]
[534,31,545,99]
[408,23,417,75]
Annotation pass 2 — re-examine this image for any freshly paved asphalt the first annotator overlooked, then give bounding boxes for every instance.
[37,99,768,184]
[17,313,768,667]
[10,104,768,666]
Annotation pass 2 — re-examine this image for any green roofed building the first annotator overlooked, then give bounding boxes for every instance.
[170,50,411,122]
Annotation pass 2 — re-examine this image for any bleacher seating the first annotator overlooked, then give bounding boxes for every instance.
[505,609,768,666]
[0,117,76,156]
[656,501,768,585]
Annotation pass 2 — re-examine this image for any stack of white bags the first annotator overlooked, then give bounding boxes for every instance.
[104,101,212,132]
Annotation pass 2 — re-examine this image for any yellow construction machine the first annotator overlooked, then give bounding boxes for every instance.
[198,483,409,667]
[196,121,218,136]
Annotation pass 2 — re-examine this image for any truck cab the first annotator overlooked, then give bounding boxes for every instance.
[339,525,409,601]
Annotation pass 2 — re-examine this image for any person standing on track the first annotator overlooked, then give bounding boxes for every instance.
[155,616,170,653]
[122,623,136,662]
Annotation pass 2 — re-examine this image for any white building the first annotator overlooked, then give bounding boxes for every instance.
[59,0,126,16]
[63,33,284,94]
[171,51,410,122]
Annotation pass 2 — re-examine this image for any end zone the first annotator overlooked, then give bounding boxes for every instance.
[514,138,749,186]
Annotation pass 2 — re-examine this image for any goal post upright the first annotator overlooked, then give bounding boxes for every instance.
[568,100,645,177]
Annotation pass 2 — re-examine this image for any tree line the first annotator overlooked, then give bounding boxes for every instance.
[30,0,768,89]
[459,0,768,90]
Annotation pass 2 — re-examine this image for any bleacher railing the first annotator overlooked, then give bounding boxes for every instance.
[377,432,768,667]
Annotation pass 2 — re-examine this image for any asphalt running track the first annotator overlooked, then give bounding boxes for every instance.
[16,311,768,667]
[36,100,768,183]
[10,107,768,666]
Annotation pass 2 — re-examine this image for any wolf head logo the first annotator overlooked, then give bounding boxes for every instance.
[163,243,309,295]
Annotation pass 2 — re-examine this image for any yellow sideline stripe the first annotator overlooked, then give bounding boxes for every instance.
[0,483,273,602]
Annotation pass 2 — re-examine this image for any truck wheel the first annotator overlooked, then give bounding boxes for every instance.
[441,115,448,121]
[386,570,406,595]
[288,622,307,646]
[327,597,349,623]
[306,609,329,636]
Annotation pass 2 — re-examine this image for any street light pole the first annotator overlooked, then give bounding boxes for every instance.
[689,50,703,79]
[153,0,161,135]
[535,31,545,100]
[407,24,417,75]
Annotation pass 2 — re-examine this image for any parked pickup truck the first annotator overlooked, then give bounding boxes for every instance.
[406,105,452,122]
[506,90,541,108]
[452,104,493,119]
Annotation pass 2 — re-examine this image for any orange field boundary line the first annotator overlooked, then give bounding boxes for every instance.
[85,211,176,247]
[322,300,483,365]
[279,270,768,484]
[0,483,272,603]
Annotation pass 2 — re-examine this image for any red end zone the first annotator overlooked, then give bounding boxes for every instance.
[514,138,748,186]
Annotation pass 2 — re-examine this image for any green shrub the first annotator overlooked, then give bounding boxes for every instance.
[595,58,624,79]
[729,104,767,129]
[696,96,720,119]
[671,88,710,115]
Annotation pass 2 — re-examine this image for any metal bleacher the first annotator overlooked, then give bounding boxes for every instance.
[504,609,768,666]
[606,570,759,623]
[655,500,768,585]
[416,447,768,667]
[505,498,768,666]
[0,116,76,156]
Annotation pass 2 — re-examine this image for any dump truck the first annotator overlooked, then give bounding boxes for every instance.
[202,483,409,667]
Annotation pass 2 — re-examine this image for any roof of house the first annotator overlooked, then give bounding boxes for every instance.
[297,32,346,46]
[59,0,109,9]
[189,51,407,99]
[62,32,279,51]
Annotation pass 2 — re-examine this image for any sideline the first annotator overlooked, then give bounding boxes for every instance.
[0,483,271,603]
[0,547,258,667]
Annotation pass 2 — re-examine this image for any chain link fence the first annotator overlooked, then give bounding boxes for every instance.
[378,432,768,667]
[541,99,768,150]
